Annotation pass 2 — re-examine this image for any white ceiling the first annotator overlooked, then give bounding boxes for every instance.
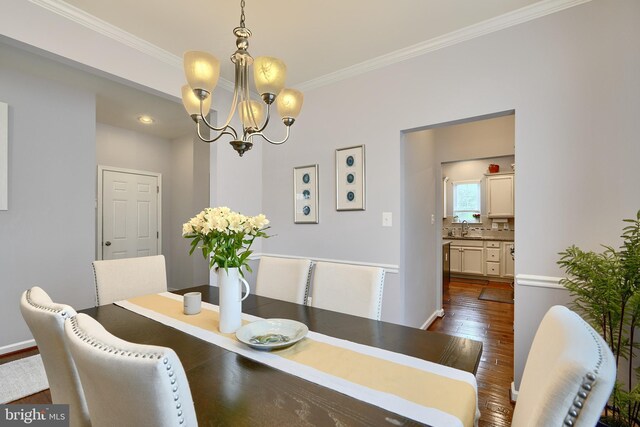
[12,0,576,139]
[61,0,545,86]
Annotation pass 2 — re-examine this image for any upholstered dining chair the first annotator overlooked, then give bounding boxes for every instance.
[255,256,313,305]
[310,261,385,320]
[511,305,616,427]
[91,255,167,305]
[19,287,91,427]
[64,313,197,427]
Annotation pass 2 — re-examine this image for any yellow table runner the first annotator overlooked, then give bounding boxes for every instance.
[118,292,478,427]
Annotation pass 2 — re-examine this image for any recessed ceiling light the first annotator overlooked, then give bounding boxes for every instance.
[138,115,154,124]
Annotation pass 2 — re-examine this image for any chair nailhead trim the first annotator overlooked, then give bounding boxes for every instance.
[303,262,313,305]
[25,289,73,319]
[68,316,188,426]
[91,262,101,306]
[563,320,606,426]
[376,270,386,320]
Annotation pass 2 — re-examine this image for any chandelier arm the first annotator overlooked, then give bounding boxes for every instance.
[254,102,271,134]
[198,105,237,138]
[249,125,291,146]
[241,62,258,130]
[221,61,243,129]
[201,61,242,134]
[196,120,237,143]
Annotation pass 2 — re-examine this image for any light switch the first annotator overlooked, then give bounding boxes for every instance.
[382,212,392,227]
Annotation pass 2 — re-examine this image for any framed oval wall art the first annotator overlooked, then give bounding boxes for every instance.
[293,164,319,223]
[335,145,365,211]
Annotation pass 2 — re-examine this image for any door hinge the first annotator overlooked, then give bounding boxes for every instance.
[157,186,159,193]
[157,231,159,239]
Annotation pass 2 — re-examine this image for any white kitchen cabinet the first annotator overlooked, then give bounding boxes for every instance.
[450,241,484,275]
[486,173,514,218]
[485,241,501,276]
[486,262,500,276]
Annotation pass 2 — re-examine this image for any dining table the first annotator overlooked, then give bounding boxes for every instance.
[80,285,483,426]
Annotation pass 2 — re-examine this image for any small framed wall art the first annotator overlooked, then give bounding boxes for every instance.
[293,164,319,223]
[336,145,365,211]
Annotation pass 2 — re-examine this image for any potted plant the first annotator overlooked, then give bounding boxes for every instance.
[558,210,640,427]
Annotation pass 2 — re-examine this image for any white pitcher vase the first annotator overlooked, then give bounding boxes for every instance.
[217,267,250,333]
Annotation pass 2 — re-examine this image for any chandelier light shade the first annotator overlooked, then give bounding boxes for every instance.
[253,56,287,98]
[238,100,265,130]
[181,84,212,117]
[276,89,304,121]
[180,0,303,156]
[183,51,220,95]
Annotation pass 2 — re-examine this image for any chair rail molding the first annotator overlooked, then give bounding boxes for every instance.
[516,274,564,289]
[250,253,399,274]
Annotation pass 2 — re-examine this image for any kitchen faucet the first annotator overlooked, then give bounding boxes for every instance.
[461,220,469,237]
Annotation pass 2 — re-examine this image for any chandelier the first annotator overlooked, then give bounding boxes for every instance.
[180,0,304,157]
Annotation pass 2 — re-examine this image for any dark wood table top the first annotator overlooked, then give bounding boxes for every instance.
[80,285,482,426]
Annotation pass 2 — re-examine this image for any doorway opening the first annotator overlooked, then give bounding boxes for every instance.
[96,166,162,260]
[400,110,516,425]
[400,110,515,318]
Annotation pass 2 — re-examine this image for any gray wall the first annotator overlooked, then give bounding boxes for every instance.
[256,0,640,387]
[169,133,210,289]
[96,123,210,290]
[401,131,437,327]
[0,66,96,350]
[96,123,172,269]
[401,115,515,327]
[3,0,638,391]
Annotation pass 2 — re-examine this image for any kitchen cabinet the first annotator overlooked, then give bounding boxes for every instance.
[485,241,501,277]
[486,173,514,218]
[442,242,451,290]
[450,240,484,275]
[448,238,514,281]
[503,242,515,278]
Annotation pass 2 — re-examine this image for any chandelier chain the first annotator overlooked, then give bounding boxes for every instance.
[240,0,246,28]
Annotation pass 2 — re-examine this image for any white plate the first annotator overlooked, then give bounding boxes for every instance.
[236,319,308,351]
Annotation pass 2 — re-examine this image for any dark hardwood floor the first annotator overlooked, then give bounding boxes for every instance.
[4,281,515,425]
[428,278,515,427]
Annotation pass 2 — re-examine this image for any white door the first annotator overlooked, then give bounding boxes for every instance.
[101,169,160,260]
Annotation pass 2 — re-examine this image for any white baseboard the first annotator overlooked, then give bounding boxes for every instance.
[0,339,36,356]
[510,381,519,402]
[420,309,444,330]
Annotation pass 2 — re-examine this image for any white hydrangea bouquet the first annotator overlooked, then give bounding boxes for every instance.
[182,207,269,274]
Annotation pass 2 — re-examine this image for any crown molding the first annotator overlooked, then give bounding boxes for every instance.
[30,0,590,94]
[296,0,593,91]
[27,0,235,92]
[29,0,180,67]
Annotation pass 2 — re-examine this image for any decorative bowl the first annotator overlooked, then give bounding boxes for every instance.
[236,319,308,351]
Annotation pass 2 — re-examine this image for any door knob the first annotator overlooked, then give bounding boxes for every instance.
[105,241,111,246]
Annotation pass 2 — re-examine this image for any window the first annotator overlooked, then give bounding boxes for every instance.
[453,180,481,223]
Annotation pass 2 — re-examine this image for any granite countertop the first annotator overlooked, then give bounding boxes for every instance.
[446,236,514,242]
